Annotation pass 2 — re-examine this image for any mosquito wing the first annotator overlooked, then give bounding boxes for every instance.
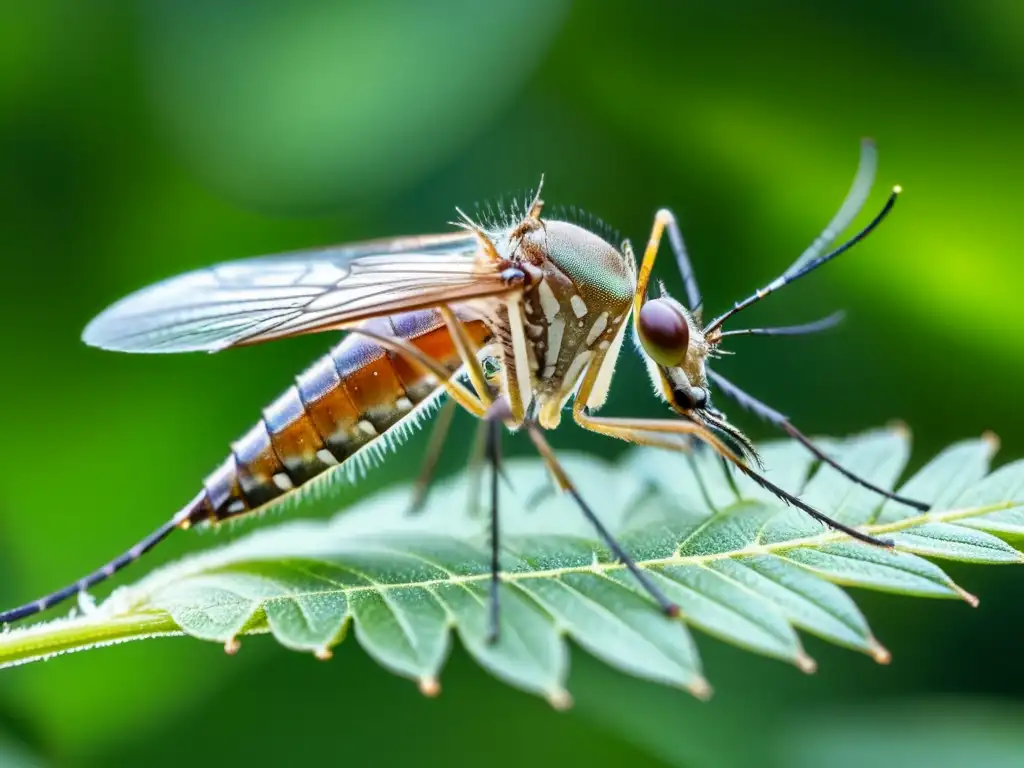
[83,232,512,353]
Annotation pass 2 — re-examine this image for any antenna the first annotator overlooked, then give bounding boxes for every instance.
[717,310,846,339]
[704,186,900,334]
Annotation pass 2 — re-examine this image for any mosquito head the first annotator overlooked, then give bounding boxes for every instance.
[632,285,717,431]
[633,286,763,464]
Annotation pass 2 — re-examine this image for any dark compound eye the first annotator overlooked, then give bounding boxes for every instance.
[638,298,690,367]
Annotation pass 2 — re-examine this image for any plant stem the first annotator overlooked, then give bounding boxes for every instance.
[0,611,181,670]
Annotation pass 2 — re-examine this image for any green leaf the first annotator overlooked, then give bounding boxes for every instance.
[1,428,1022,704]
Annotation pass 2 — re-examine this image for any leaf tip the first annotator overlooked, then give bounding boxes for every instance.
[314,647,333,662]
[419,676,441,698]
[868,637,891,665]
[981,430,1001,456]
[886,419,911,440]
[547,688,573,711]
[956,585,980,608]
[687,677,713,701]
[223,638,241,655]
[796,652,817,674]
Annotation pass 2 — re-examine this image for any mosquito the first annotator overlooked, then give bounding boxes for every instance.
[0,139,920,643]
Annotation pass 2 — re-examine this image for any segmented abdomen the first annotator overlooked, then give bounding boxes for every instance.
[187,309,491,525]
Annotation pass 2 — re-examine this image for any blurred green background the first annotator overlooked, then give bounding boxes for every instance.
[2,1,1023,766]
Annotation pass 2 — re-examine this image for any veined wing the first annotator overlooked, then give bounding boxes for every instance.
[83,232,512,353]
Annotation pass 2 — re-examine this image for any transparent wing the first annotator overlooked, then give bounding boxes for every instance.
[783,137,878,278]
[83,232,511,353]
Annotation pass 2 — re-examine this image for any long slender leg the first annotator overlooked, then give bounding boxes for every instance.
[525,474,558,509]
[374,308,522,640]
[350,326,487,417]
[575,410,891,548]
[0,504,190,624]
[624,207,702,312]
[659,209,702,311]
[485,404,504,643]
[707,369,928,511]
[405,309,509,515]
[465,416,488,519]
[524,422,680,618]
[634,210,685,317]
[407,397,458,515]
[439,306,493,407]
[575,412,740,462]
[407,310,508,640]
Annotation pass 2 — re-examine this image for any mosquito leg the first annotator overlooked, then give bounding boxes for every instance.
[575,411,740,463]
[729,459,893,548]
[525,475,558,509]
[484,403,505,644]
[524,422,680,618]
[349,326,487,418]
[0,493,201,624]
[457,420,484,526]
[574,411,892,548]
[634,210,683,317]
[659,209,702,311]
[439,306,493,407]
[407,397,458,515]
[707,369,929,511]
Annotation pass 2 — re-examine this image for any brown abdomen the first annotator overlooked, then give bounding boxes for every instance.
[191,309,491,524]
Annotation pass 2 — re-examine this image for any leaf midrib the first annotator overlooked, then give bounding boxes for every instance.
[121,499,1019,614]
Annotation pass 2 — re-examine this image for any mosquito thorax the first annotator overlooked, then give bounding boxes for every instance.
[494,218,635,428]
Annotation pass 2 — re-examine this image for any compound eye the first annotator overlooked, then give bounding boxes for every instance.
[638,298,690,367]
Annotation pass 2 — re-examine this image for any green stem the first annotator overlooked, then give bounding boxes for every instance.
[0,611,181,670]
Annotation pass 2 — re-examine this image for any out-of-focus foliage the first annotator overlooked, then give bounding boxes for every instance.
[144,0,570,209]
[1,1,1022,767]
[0,734,43,768]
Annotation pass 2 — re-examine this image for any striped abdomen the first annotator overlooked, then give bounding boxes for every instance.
[187,309,491,526]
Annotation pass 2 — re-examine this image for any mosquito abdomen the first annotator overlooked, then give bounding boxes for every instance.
[193,309,491,525]
[0,309,490,625]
